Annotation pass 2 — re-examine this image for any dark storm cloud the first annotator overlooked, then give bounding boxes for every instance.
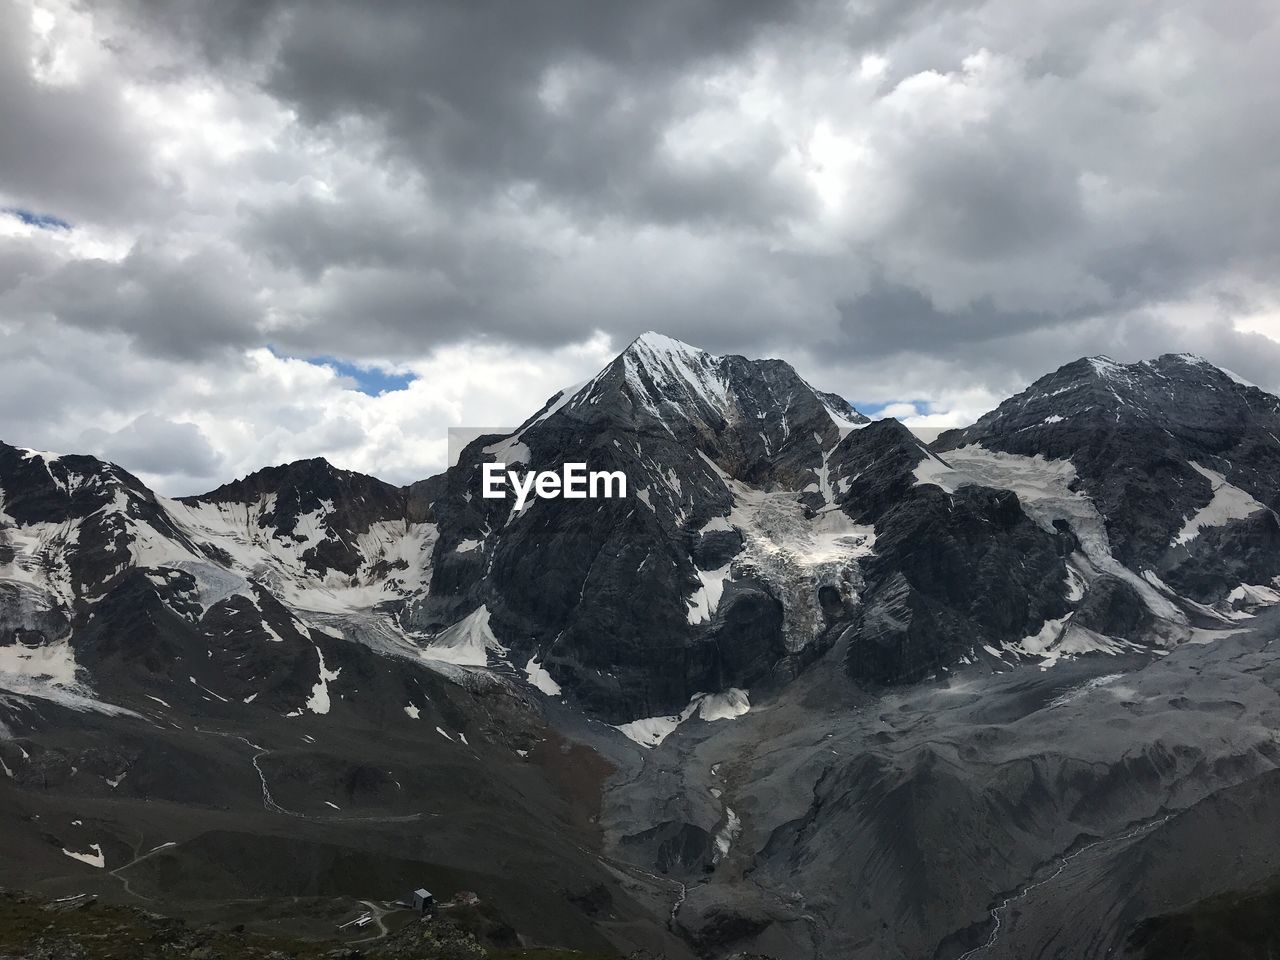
[1,0,1279,452]
[836,280,1065,352]
[10,245,261,359]
[104,0,812,227]
[241,193,430,280]
[881,133,1084,264]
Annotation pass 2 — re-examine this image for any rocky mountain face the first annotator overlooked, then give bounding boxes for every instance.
[936,353,1280,601]
[405,332,876,720]
[0,444,675,957]
[181,457,410,578]
[403,333,1096,714]
[0,440,449,727]
[6,339,1280,722]
[823,418,1075,685]
[6,337,1280,958]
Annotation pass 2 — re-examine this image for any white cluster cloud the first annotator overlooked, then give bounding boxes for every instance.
[0,315,615,493]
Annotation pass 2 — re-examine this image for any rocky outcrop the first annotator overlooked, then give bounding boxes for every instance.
[828,420,1072,686]
[936,354,1280,593]
[1071,575,1154,640]
[1159,511,1280,603]
[180,457,408,576]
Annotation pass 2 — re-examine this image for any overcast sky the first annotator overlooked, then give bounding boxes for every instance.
[3,0,1279,494]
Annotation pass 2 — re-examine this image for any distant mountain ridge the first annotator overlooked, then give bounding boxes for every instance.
[4,337,1280,728]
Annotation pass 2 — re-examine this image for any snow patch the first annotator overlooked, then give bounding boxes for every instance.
[1087,355,1125,378]
[1048,673,1125,709]
[613,689,751,747]
[912,454,954,487]
[1225,582,1280,609]
[483,435,532,465]
[723,483,875,652]
[1220,366,1258,388]
[420,605,507,667]
[712,807,742,863]
[304,645,341,714]
[697,687,750,721]
[62,843,104,868]
[699,515,733,534]
[523,656,562,696]
[613,713,685,749]
[0,637,79,686]
[1173,463,1268,545]
[686,564,732,625]
[1007,616,1071,666]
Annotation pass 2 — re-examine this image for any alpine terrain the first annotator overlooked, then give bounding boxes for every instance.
[4,334,1280,958]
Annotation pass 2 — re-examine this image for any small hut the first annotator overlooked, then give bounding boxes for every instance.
[411,888,436,916]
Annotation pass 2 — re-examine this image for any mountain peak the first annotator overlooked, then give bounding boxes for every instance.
[620,332,718,379]
[1084,355,1126,378]
[610,332,868,435]
[1151,352,1259,387]
[625,331,709,357]
[615,331,731,422]
[938,349,1280,460]
[185,455,398,507]
[1076,352,1256,389]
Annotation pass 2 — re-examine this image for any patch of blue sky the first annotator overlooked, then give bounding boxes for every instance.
[852,400,923,419]
[313,356,416,396]
[2,206,72,231]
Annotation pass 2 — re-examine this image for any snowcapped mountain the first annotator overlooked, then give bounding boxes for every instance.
[937,353,1280,566]
[7,341,1280,724]
[404,332,880,721]
[171,457,433,612]
[0,440,444,725]
[6,339,1280,959]
[934,353,1280,626]
[0,333,878,728]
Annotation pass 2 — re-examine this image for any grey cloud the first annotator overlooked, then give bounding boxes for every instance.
[0,2,160,225]
[835,280,1064,353]
[0,0,1277,449]
[6,244,261,359]
[242,194,431,280]
[0,317,177,433]
[880,135,1085,264]
[105,0,812,229]
[79,412,223,479]
[233,1,1280,365]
